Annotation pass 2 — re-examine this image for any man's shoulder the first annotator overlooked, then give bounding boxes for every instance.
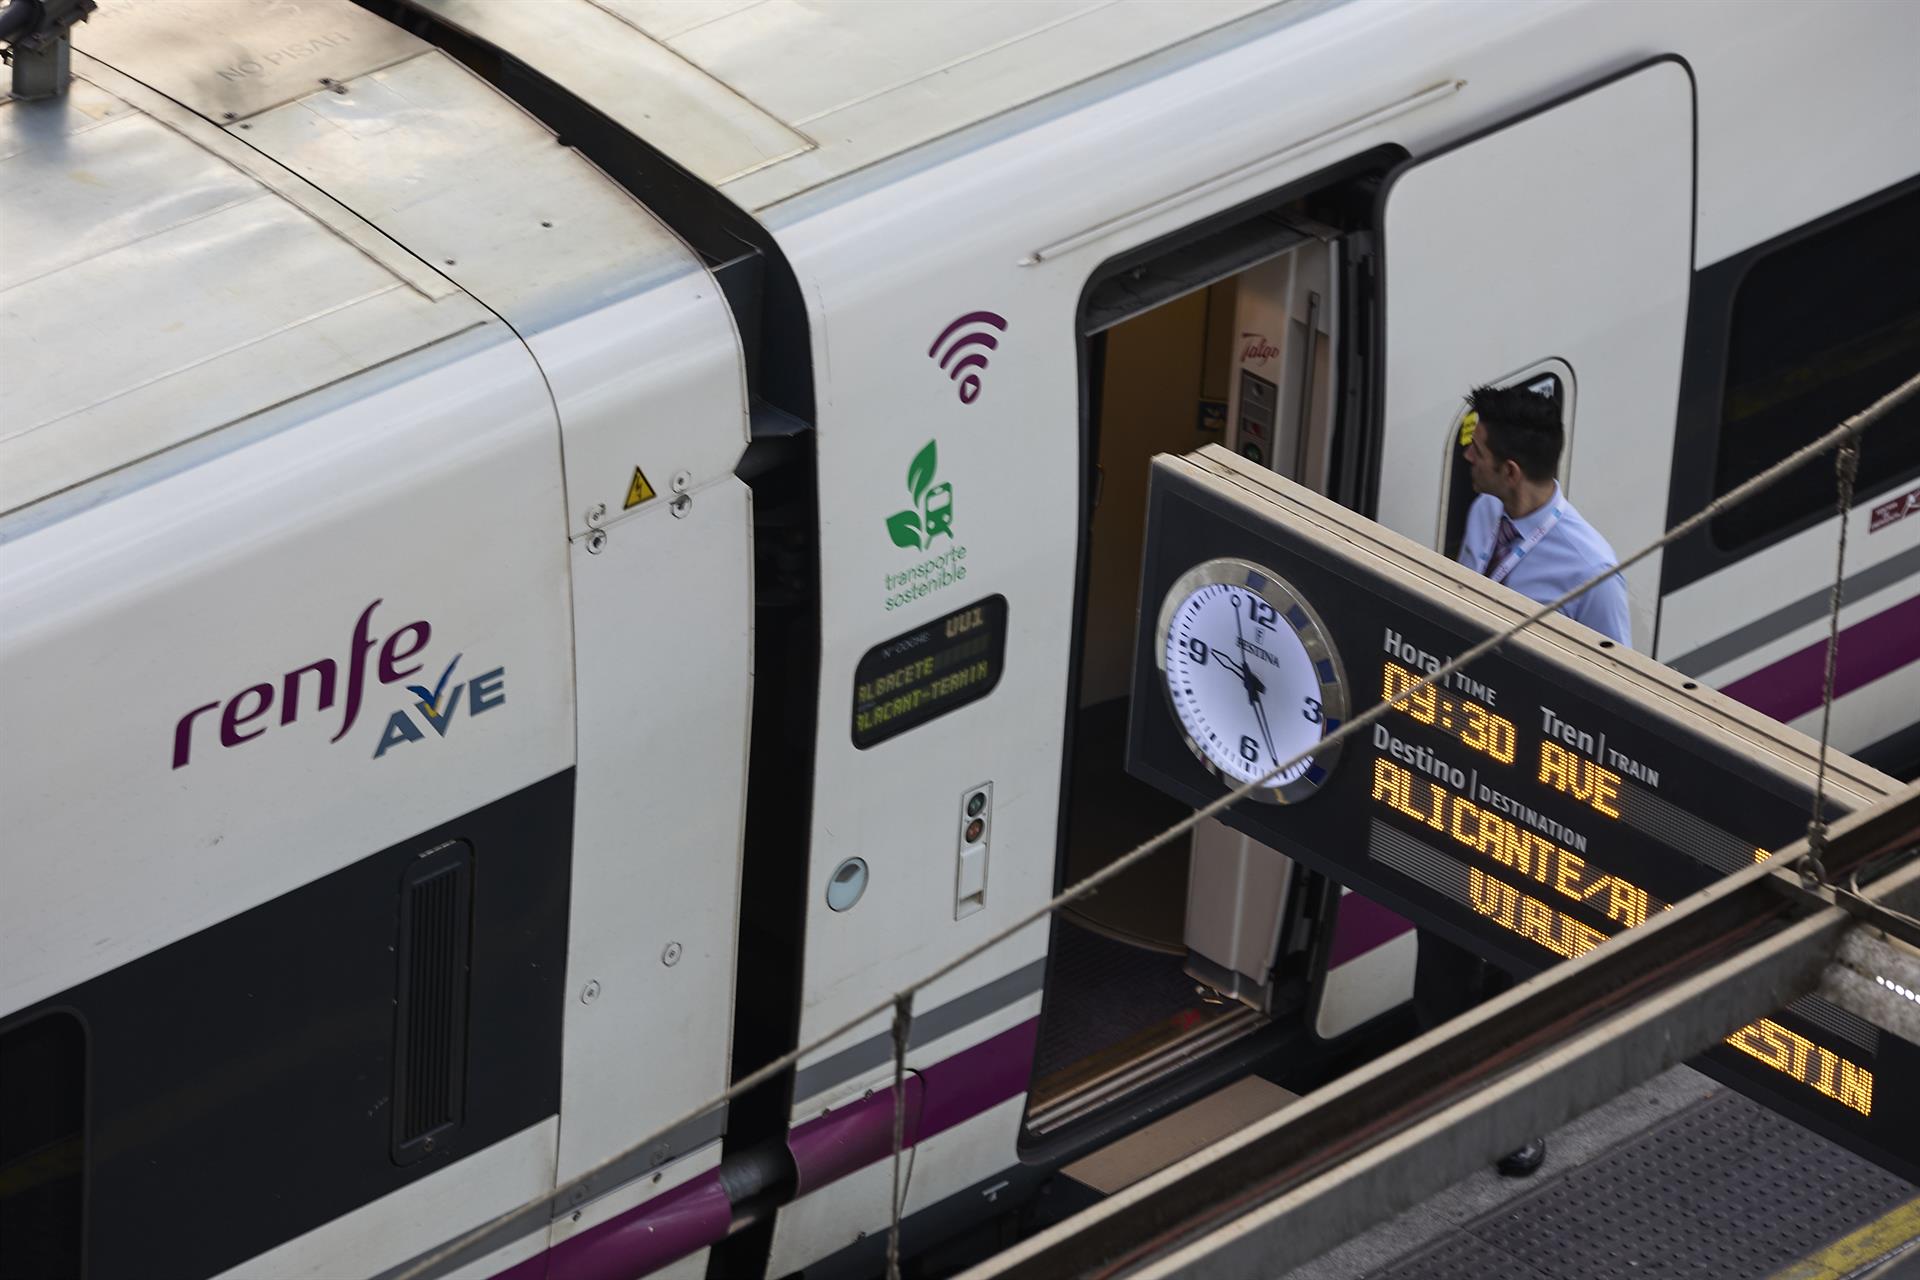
[1464,492,1502,527]
[1554,494,1620,564]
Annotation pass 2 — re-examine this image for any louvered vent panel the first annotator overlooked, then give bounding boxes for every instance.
[391,842,473,1164]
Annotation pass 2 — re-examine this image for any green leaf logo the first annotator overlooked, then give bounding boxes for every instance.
[886,510,924,548]
[884,438,953,552]
[907,440,937,503]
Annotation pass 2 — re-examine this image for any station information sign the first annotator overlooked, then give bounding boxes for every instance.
[1126,449,1918,1181]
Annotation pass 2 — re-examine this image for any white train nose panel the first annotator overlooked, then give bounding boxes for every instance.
[8,4,756,1274]
[217,23,757,1248]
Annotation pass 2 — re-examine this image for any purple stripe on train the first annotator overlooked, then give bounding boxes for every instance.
[498,1018,1040,1280]
[789,1017,1039,1192]
[501,1172,733,1280]
[1326,892,1414,968]
[1721,594,1920,723]
[788,1073,926,1195]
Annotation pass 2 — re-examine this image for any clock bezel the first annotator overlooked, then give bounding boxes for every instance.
[1153,557,1349,804]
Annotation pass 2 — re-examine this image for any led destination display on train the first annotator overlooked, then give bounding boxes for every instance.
[853,595,1008,749]
[1126,452,1917,1181]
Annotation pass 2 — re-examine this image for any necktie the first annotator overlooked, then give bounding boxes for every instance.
[1487,515,1519,577]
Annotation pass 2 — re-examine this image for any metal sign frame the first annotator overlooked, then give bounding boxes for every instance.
[1124,446,1914,1179]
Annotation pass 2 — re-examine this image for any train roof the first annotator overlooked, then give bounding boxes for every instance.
[1,0,704,520]
[416,0,1292,213]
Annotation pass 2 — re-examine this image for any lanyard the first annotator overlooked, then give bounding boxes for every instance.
[1489,502,1565,586]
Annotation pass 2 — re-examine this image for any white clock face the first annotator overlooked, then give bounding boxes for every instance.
[1157,560,1346,802]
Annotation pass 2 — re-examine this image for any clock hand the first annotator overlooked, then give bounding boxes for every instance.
[1232,607,1261,701]
[1229,605,1280,766]
[1252,692,1278,768]
[1232,606,1275,701]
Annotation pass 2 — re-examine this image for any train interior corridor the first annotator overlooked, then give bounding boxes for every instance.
[1029,222,1345,1141]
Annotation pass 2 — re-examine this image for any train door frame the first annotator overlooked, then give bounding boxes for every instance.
[1036,53,1704,1156]
[1023,145,1405,1161]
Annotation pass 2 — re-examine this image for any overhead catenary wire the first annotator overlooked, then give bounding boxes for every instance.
[394,366,1920,1280]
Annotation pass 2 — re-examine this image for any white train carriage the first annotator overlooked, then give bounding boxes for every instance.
[1,1,1916,1278]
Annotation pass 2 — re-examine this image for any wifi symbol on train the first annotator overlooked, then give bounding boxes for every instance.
[928,311,1008,405]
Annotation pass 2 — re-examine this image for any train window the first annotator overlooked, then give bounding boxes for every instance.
[0,1011,85,1278]
[1710,183,1920,550]
[1439,365,1570,560]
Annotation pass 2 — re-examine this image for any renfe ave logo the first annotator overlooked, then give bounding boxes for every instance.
[171,599,505,769]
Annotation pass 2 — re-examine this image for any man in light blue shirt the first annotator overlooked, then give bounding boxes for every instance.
[1457,383,1632,647]
[1415,383,1631,1181]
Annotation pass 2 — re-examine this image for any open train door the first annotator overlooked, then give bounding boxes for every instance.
[1322,58,1695,1035]
[1373,58,1695,638]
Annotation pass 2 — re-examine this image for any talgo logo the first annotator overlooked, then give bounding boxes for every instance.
[170,599,505,768]
[1240,332,1279,364]
[884,439,954,550]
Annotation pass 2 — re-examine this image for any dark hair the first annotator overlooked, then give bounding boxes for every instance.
[1468,384,1563,482]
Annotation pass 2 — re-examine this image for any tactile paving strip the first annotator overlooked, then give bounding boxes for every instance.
[1373,1091,1916,1280]
[1377,1232,1553,1280]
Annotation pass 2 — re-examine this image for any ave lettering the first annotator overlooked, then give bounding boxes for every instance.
[374,666,507,758]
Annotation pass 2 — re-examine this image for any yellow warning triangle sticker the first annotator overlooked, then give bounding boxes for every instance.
[624,466,657,509]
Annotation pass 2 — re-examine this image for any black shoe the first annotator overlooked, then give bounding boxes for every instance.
[1495,1138,1546,1178]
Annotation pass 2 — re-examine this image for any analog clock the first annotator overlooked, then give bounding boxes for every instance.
[1154,558,1347,802]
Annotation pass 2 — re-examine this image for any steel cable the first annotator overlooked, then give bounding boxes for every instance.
[886,992,913,1280]
[1802,439,1862,888]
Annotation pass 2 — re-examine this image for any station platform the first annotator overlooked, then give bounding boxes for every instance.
[1276,1065,1920,1280]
